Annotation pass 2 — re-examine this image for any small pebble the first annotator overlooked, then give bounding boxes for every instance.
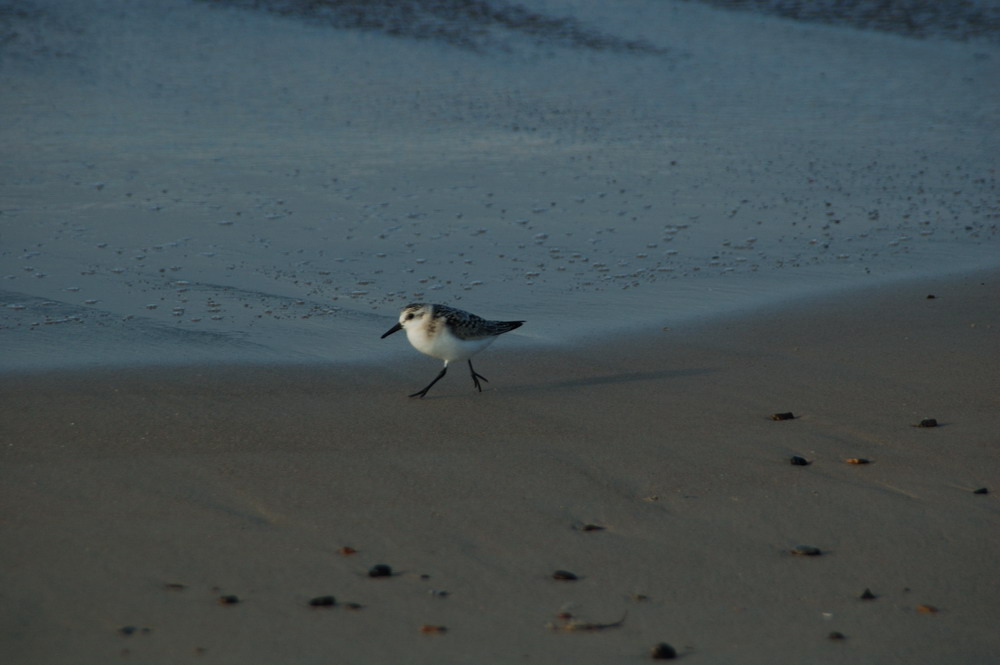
[650,642,677,659]
[578,523,605,532]
[218,595,240,605]
[771,412,795,421]
[828,631,846,640]
[844,457,871,465]
[915,418,938,428]
[119,626,137,636]
[368,564,393,578]
[309,595,337,607]
[790,455,811,466]
[916,604,939,614]
[419,624,447,634]
[973,487,989,495]
[860,588,877,600]
[790,545,822,556]
[338,546,357,555]
[552,570,579,581]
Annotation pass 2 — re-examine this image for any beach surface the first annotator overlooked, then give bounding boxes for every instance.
[2,267,999,664]
[2,0,999,662]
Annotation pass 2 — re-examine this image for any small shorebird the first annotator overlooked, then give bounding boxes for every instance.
[381,303,524,398]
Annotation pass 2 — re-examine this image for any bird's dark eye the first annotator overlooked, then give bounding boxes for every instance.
[405,313,414,320]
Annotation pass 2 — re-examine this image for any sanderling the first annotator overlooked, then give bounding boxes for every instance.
[381,303,524,398]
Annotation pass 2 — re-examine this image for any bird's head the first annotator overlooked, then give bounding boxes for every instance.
[381,303,431,338]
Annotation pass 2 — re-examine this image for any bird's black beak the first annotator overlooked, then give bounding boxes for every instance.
[381,322,403,339]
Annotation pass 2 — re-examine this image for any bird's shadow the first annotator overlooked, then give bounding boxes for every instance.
[510,366,718,395]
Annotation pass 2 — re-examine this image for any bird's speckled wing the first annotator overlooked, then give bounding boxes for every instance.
[436,304,524,341]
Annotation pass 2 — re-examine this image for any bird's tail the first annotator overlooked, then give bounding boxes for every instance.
[496,321,525,335]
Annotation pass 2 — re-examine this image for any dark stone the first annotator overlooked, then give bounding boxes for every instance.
[650,642,678,659]
[309,595,337,607]
[368,564,393,578]
[790,545,822,556]
[579,523,605,531]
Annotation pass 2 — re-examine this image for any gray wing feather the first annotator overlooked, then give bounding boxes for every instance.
[437,305,524,340]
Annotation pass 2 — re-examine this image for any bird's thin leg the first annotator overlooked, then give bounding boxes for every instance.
[409,366,447,399]
[468,360,490,392]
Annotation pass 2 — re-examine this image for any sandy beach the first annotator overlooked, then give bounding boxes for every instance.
[3,268,998,664]
[2,0,999,663]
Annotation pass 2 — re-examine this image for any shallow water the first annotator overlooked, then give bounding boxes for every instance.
[2,0,998,370]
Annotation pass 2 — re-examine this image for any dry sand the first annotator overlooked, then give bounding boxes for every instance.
[2,268,998,664]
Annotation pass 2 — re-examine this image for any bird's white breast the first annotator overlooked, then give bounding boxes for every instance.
[406,323,495,363]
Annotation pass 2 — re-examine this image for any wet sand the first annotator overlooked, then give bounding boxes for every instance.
[3,0,999,371]
[3,268,998,664]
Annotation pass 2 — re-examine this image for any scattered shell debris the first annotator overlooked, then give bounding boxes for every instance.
[119,626,152,636]
[547,611,627,632]
[368,564,394,578]
[308,595,337,607]
[650,641,678,659]
[790,545,823,556]
[574,522,606,532]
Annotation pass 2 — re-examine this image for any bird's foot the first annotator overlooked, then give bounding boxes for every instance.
[470,372,489,392]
